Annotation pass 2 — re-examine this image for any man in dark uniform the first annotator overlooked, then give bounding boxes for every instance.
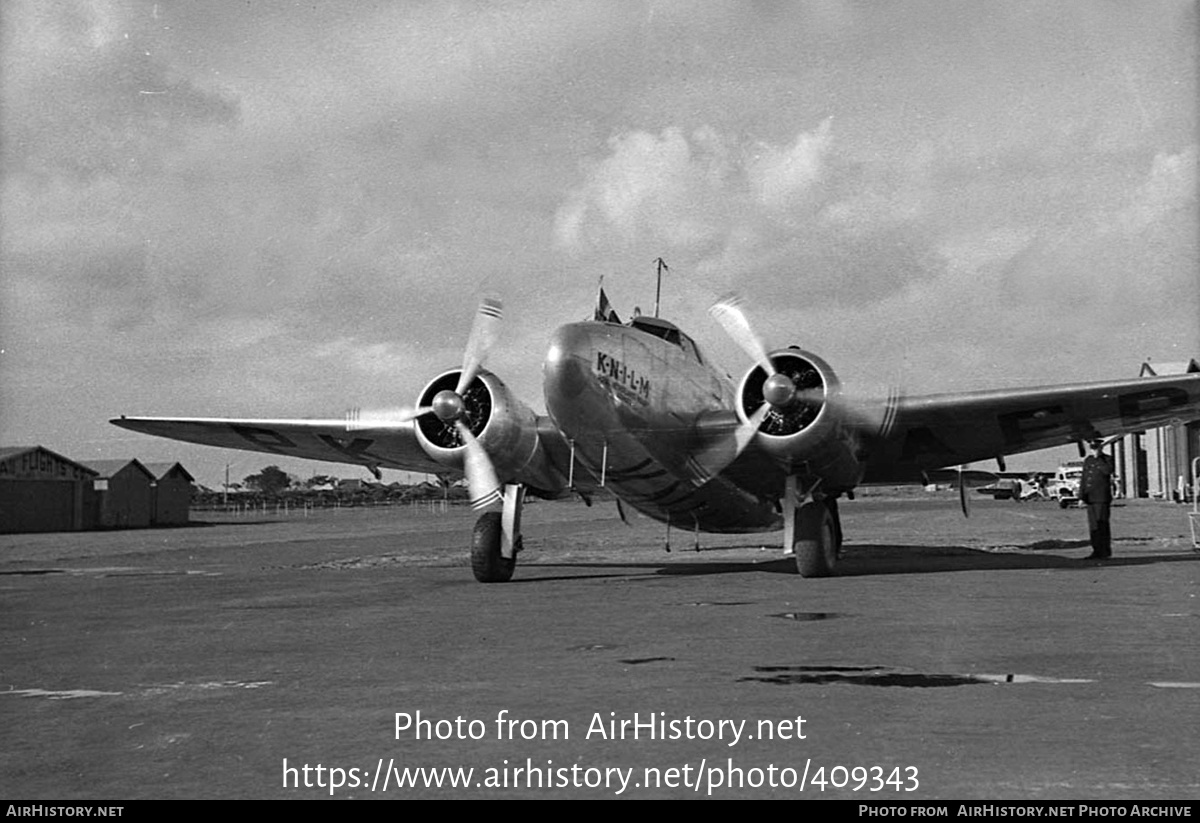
[1079,438,1115,559]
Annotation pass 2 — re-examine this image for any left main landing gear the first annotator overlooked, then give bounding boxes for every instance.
[471,512,514,582]
[470,484,525,583]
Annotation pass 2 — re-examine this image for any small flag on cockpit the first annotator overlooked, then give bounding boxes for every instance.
[595,286,621,323]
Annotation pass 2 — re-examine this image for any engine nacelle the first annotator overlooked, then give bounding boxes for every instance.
[414,369,564,493]
[736,348,864,491]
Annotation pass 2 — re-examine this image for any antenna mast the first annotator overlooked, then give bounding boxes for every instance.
[653,257,668,317]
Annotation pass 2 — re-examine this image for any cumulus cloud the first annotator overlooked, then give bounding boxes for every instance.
[1115,145,1197,233]
[556,120,842,257]
[746,117,833,213]
[555,119,937,306]
[554,126,732,255]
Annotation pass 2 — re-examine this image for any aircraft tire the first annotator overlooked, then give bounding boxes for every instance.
[793,501,839,578]
[471,512,516,583]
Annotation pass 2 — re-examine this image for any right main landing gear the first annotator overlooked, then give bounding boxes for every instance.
[792,499,840,577]
[782,476,843,577]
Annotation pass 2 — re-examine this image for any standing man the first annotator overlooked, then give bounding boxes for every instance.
[1079,438,1115,559]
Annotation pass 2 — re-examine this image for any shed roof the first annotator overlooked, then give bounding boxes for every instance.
[143,462,195,483]
[0,446,99,477]
[83,458,156,481]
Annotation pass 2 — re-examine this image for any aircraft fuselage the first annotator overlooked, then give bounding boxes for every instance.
[543,319,781,533]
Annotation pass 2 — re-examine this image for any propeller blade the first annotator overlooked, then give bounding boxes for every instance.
[456,421,503,510]
[686,403,771,485]
[708,293,776,377]
[958,465,970,518]
[709,292,907,442]
[456,297,504,396]
[735,402,771,452]
[345,406,431,431]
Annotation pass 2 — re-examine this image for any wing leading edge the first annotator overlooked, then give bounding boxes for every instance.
[110,416,452,476]
[861,372,1200,483]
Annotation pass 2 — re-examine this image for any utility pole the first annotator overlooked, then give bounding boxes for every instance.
[653,257,668,317]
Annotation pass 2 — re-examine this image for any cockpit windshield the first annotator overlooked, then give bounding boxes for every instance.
[629,316,704,363]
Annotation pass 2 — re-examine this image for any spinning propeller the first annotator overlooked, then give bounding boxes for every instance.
[436,297,505,509]
[690,293,901,483]
[345,297,506,510]
[709,292,899,433]
[708,292,827,432]
[686,293,803,481]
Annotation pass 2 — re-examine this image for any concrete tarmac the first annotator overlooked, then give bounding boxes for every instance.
[3,494,1199,799]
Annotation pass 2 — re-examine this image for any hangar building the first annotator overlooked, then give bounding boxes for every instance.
[1115,359,1200,500]
[0,446,99,533]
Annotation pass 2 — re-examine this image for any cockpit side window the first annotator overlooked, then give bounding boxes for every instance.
[679,334,703,364]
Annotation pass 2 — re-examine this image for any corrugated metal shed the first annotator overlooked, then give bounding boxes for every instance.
[0,446,99,533]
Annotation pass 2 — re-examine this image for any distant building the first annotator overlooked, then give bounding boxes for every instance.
[84,459,155,529]
[1115,359,1200,500]
[144,462,194,526]
[0,446,99,533]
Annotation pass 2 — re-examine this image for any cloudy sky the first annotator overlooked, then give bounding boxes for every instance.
[2,1,1196,487]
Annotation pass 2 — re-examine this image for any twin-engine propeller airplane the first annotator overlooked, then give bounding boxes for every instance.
[112,291,1200,582]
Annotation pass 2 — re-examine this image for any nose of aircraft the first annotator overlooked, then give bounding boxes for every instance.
[543,323,594,403]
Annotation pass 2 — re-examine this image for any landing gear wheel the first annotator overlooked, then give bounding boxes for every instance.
[793,500,839,577]
[471,512,515,583]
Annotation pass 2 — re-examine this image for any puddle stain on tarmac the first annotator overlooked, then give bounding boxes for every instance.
[1148,682,1200,689]
[569,643,619,652]
[0,568,220,577]
[770,611,841,621]
[138,680,275,695]
[3,688,123,700]
[619,657,676,665]
[680,601,754,607]
[740,665,1095,688]
[4,680,275,701]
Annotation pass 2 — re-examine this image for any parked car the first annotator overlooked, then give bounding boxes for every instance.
[1047,461,1083,508]
[976,478,1024,500]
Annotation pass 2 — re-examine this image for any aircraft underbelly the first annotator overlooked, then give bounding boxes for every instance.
[604,436,779,532]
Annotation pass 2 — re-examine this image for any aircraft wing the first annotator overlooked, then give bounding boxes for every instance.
[110,416,453,476]
[861,372,1200,483]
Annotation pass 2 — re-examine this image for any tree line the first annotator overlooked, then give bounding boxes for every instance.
[192,465,467,506]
